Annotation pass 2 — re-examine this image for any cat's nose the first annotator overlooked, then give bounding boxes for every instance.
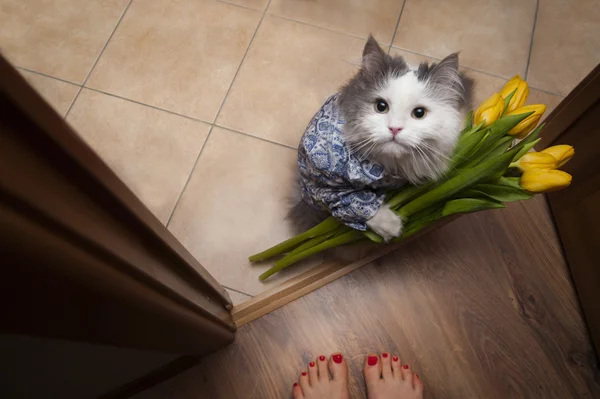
[388,126,403,136]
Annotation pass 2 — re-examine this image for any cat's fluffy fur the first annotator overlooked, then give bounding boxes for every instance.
[290,36,471,241]
[339,37,471,184]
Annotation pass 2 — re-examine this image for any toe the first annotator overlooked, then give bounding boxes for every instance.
[292,382,304,399]
[401,362,413,385]
[299,369,310,392]
[413,373,424,396]
[317,354,329,382]
[391,355,403,379]
[363,353,382,389]
[328,353,348,382]
[308,360,319,384]
[381,352,393,380]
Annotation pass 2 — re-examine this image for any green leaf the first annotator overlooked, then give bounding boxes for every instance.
[442,198,505,217]
[512,138,541,162]
[467,111,535,163]
[493,176,522,190]
[457,189,499,202]
[472,183,533,202]
[520,122,545,146]
[467,136,514,167]
[462,110,474,132]
[451,129,489,168]
[501,88,517,116]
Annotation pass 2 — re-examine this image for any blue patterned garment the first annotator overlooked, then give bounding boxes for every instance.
[298,94,405,231]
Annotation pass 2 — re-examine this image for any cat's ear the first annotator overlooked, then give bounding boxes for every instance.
[362,35,386,72]
[429,53,460,86]
[427,53,468,104]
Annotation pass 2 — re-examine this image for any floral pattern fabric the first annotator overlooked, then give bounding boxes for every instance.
[298,94,405,231]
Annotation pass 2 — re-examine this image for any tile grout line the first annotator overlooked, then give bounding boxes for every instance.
[16,66,82,86]
[84,86,299,150]
[213,0,271,125]
[165,0,274,227]
[165,125,214,227]
[214,125,297,151]
[64,0,134,119]
[269,13,374,44]
[215,0,262,12]
[387,0,407,54]
[222,285,254,298]
[524,0,540,80]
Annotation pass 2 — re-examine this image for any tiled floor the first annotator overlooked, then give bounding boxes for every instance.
[2,0,598,300]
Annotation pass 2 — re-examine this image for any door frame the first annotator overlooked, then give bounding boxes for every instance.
[1,54,234,355]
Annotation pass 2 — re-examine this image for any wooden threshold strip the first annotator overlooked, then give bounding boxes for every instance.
[231,217,457,326]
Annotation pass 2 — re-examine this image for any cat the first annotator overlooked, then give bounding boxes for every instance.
[290,36,471,242]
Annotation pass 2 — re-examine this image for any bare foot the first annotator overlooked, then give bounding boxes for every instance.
[363,352,424,399]
[292,353,349,399]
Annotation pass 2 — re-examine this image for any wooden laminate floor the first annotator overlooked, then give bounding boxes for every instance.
[134,196,600,399]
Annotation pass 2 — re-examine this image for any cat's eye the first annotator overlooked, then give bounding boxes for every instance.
[375,99,389,113]
[412,107,427,119]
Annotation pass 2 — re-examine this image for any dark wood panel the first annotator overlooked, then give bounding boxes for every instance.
[547,100,600,360]
[132,196,600,399]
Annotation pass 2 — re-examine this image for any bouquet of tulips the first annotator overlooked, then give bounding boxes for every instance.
[250,76,574,281]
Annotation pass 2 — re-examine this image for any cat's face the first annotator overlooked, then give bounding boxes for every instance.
[338,36,471,184]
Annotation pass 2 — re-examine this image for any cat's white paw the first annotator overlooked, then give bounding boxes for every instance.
[366,204,403,242]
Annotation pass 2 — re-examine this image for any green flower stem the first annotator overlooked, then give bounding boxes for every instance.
[288,231,339,256]
[249,216,341,262]
[387,183,434,209]
[259,230,365,281]
[398,149,517,218]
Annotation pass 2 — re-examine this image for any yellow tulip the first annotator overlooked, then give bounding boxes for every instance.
[541,145,574,168]
[505,104,547,138]
[500,75,529,113]
[520,169,572,193]
[515,152,557,172]
[474,93,504,127]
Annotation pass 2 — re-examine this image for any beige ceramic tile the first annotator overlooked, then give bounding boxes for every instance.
[527,0,600,96]
[67,89,210,224]
[86,0,261,123]
[226,288,252,306]
[19,70,79,117]
[218,0,268,11]
[0,0,129,83]
[218,16,365,148]
[393,0,537,78]
[167,128,322,295]
[268,0,403,44]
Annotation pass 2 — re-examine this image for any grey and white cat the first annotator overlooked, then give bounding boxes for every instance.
[291,36,471,242]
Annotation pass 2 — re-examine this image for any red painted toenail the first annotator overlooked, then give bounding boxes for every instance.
[403,364,409,369]
[393,356,399,362]
[301,372,307,376]
[319,355,326,361]
[309,362,315,367]
[333,354,343,364]
[367,356,378,366]
[293,383,298,387]
[382,353,389,358]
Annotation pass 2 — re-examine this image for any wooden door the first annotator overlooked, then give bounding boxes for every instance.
[0,54,235,355]
[544,64,600,357]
